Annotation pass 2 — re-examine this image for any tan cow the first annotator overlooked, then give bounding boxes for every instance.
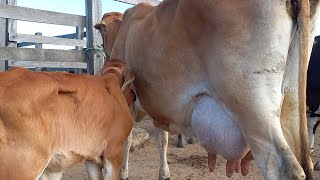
[95,12,170,180]
[96,0,319,179]
[0,59,135,180]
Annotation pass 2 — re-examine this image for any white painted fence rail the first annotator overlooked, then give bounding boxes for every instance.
[0,0,102,74]
[0,0,160,73]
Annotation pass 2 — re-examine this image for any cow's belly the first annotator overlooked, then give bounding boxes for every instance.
[45,150,103,172]
[127,55,208,133]
[133,74,249,160]
[45,150,86,172]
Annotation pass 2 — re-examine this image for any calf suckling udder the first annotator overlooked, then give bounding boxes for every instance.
[191,94,249,177]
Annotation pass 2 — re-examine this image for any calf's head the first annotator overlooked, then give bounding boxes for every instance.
[101,59,136,106]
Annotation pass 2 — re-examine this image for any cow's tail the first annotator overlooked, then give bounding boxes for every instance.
[297,0,313,179]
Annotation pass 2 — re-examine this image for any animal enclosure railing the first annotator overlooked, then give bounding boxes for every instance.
[0,0,160,74]
[0,0,103,75]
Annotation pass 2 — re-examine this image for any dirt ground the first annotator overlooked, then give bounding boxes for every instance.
[62,118,320,180]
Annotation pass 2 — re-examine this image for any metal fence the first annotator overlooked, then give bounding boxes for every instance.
[0,0,161,74]
[0,0,103,75]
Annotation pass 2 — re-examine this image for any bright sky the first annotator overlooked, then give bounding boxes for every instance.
[16,0,320,49]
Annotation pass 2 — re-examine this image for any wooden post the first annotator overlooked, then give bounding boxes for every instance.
[85,0,103,75]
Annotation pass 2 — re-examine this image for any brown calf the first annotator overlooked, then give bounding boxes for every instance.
[0,59,135,180]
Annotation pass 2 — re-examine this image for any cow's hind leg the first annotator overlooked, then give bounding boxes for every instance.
[229,87,306,179]
[190,86,305,179]
[223,86,306,180]
[155,128,170,180]
[239,99,304,179]
[120,130,133,180]
[278,90,311,180]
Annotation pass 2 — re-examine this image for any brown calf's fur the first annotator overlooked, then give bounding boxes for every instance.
[0,59,135,180]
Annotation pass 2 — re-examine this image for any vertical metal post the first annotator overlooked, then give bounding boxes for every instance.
[5,0,17,70]
[75,27,84,74]
[85,0,103,75]
[35,32,43,49]
[34,32,42,71]
[0,0,16,71]
[0,0,6,71]
[76,27,84,51]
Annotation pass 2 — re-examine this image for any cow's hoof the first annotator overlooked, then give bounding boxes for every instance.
[187,137,197,144]
[159,177,170,180]
[314,161,320,171]
[176,141,185,148]
[120,178,129,180]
